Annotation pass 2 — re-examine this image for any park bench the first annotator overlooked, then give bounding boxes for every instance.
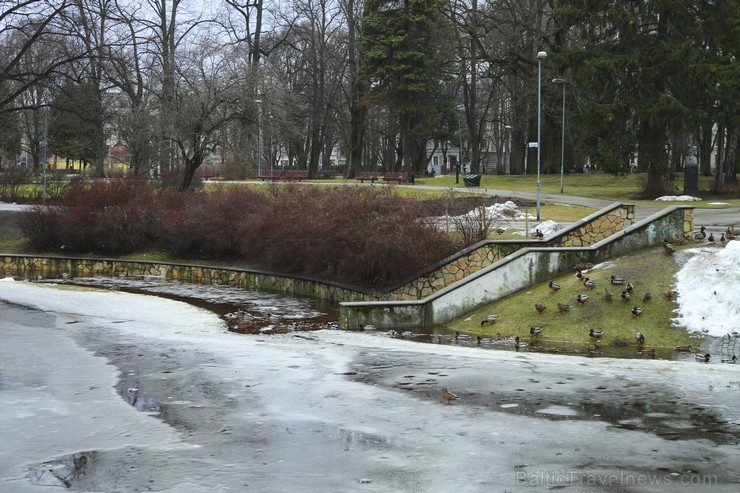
[258,170,283,181]
[282,170,308,181]
[357,171,383,183]
[383,171,412,184]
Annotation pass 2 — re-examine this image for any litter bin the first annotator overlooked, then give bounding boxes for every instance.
[463,174,481,187]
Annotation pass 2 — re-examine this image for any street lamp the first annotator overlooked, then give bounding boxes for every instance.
[504,125,512,175]
[255,99,262,177]
[552,77,567,193]
[536,51,546,221]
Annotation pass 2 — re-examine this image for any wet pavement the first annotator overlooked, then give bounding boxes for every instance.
[1,280,739,492]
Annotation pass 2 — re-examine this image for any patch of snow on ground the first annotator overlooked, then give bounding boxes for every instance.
[673,241,740,337]
[512,219,563,237]
[433,200,534,223]
[655,195,702,201]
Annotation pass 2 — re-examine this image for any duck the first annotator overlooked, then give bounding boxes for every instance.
[626,282,634,293]
[481,315,499,326]
[664,289,678,301]
[589,329,603,340]
[674,345,692,352]
[441,387,459,405]
[610,275,625,285]
[476,335,494,345]
[514,336,528,349]
[721,355,737,364]
[693,226,706,241]
[455,331,471,341]
[603,289,614,302]
[576,270,584,280]
[621,290,631,302]
[494,227,507,234]
[583,277,596,290]
[576,294,589,305]
[637,348,656,356]
[529,326,543,336]
[548,280,561,292]
[632,306,643,318]
[586,344,600,355]
[694,353,710,363]
[359,323,377,330]
[707,233,715,243]
[663,239,676,255]
[636,331,645,344]
[557,302,571,312]
[642,292,652,303]
[725,227,735,241]
[533,229,544,239]
[720,233,726,245]
[535,303,547,314]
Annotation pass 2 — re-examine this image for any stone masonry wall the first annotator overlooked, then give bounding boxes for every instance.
[388,203,634,300]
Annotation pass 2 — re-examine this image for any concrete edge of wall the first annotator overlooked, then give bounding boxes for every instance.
[340,205,693,329]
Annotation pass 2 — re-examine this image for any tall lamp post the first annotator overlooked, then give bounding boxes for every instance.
[255,99,262,177]
[536,51,546,221]
[504,125,512,175]
[552,77,567,193]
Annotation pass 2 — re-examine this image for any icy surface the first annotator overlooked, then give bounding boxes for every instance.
[1,280,739,492]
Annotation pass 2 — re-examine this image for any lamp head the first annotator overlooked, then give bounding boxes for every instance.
[552,77,567,84]
[537,51,547,60]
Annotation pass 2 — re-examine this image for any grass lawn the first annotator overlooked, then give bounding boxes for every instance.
[445,243,702,353]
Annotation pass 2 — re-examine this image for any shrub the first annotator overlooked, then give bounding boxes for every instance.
[17,205,65,251]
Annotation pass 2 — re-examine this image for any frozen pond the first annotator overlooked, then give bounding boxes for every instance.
[1,279,739,492]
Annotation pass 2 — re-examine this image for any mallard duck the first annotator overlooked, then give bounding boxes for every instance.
[476,335,494,345]
[583,277,596,290]
[664,289,678,301]
[455,331,471,341]
[576,270,584,280]
[576,294,589,304]
[481,315,499,326]
[589,329,603,340]
[533,229,544,239]
[626,282,634,293]
[674,345,692,352]
[642,292,652,303]
[632,306,643,318]
[636,331,645,344]
[621,290,631,302]
[725,227,735,240]
[557,302,571,312]
[721,355,737,364]
[663,239,676,255]
[530,326,543,336]
[694,353,710,363]
[514,336,528,349]
[720,233,726,245]
[441,387,459,404]
[610,275,625,285]
[494,227,507,234]
[693,226,706,241]
[574,262,593,272]
[707,233,715,243]
[548,280,561,292]
[586,344,600,354]
[535,303,547,314]
[603,289,614,302]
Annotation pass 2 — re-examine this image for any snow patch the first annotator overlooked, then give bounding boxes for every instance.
[673,241,740,337]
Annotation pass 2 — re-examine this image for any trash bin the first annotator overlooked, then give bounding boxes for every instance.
[463,174,481,187]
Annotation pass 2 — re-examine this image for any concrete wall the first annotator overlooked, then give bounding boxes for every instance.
[341,206,694,329]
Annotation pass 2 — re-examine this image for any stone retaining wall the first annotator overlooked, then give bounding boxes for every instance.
[340,206,694,329]
[388,203,634,300]
[0,256,370,303]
